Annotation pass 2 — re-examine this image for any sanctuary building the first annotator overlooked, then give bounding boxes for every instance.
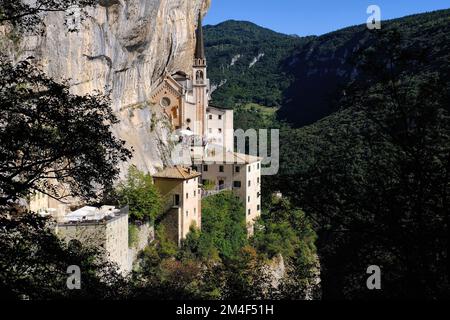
[152,15,262,242]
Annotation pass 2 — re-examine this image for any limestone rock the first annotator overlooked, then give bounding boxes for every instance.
[3,0,211,175]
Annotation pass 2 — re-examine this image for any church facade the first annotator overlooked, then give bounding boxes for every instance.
[150,15,234,153]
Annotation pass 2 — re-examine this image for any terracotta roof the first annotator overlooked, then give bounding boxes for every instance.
[153,166,201,180]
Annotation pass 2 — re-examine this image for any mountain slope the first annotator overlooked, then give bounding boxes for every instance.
[205,9,450,127]
[204,20,311,108]
[279,9,450,127]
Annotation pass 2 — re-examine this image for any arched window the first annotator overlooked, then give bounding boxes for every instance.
[196,70,204,83]
[171,107,178,119]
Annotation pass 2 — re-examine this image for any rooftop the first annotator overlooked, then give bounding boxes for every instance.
[153,166,202,180]
[195,150,262,165]
[172,71,189,81]
[207,104,233,111]
[60,206,128,225]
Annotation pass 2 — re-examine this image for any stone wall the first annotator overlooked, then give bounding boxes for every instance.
[128,221,155,271]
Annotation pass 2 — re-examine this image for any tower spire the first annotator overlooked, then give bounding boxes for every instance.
[194,13,205,61]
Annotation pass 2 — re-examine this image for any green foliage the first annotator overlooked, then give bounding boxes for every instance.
[116,166,162,222]
[252,198,320,299]
[272,28,450,299]
[155,225,178,259]
[205,20,309,108]
[0,213,129,299]
[128,224,139,248]
[180,192,248,261]
[135,192,317,299]
[219,246,273,300]
[197,191,248,260]
[133,226,208,300]
[0,59,132,206]
[201,179,216,191]
[255,221,299,258]
[233,103,280,131]
[206,10,450,127]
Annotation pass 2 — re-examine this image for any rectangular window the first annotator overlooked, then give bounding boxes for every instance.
[218,115,222,120]
[257,205,261,211]
[209,128,212,134]
[235,166,240,173]
[194,190,196,197]
[248,166,251,173]
[257,177,260,184]
[248,180,251,187]
[174,194,180,207]
[186,193,189,199]
[233,181,241,188]
[194,208,197,214]
[248,209,251,216]
[257,163,260,170]
[218,128,222,133]
[219,165,224,173]
[248,196,250,203]
[209,115,213,120]
[186,211,189,217]
[203,165,208,172]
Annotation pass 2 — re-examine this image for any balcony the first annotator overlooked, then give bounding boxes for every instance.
[201,184,232,199]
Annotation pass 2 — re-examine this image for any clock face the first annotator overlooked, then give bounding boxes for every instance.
[161,97,171,107]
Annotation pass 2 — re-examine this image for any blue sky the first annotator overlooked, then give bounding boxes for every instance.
[204,0,450,36]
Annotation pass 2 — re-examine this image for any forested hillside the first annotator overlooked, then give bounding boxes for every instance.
[205,9,450,127]
[204,20,310,108]
[207,10,450,299]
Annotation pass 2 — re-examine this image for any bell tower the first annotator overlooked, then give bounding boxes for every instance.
[193,13,208,137]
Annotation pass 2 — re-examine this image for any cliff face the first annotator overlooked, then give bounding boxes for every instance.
[4,0,210,174]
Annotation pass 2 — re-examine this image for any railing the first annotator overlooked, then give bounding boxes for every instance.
[201,184,233,199]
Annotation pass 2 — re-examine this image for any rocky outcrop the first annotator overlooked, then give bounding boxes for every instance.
[2,0,210,175]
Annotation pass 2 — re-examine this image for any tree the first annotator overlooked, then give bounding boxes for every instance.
[253,198,316,260]
[198,191,248,260]
[220,246,272,300]
[276,29,449,299]
[253,197,320,299]
[0,59,132,207]
[116,166,162,222]
[0,213,130,299]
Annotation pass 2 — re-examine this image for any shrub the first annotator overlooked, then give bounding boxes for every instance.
[116,166,162,222]
[128,224,139,248]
